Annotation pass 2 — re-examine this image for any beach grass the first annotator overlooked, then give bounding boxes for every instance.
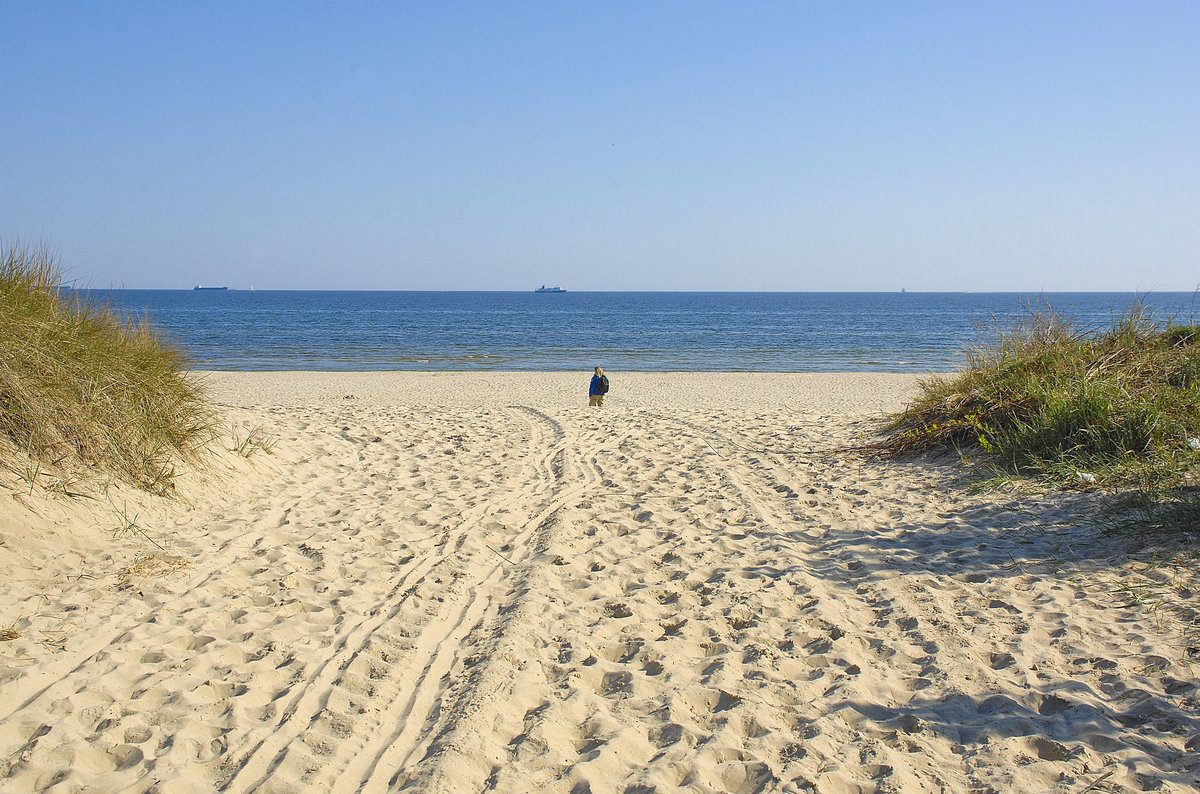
[881,299,1200,515]
[0,241,214,493]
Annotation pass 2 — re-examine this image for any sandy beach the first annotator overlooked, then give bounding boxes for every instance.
[0,371,1195,793]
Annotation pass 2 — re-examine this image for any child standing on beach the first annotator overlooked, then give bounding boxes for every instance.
[588,367,609,407]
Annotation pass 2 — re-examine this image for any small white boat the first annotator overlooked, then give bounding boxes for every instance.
[535,285,565,293]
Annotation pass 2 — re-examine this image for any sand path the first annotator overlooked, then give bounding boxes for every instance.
[0,373,1195,792]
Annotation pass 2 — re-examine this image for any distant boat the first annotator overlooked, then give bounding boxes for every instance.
[193,284,228,291]
[535,285,565,293]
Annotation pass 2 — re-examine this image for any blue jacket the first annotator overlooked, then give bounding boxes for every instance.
[589,375,605,396]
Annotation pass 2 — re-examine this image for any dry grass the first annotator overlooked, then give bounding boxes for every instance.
[0,241,215,493]
[116,552,191,584]
[230,426,277,458]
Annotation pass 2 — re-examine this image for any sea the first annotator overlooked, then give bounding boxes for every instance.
[98,290,1199,373]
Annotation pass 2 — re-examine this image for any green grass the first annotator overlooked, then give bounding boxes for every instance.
[0,241,214,493]
[881,298,1200,502]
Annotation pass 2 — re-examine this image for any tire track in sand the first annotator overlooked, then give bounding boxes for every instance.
[383,405,618,792]
[330,406,583,793]
[219,407,558,792]
[221,405,611,793]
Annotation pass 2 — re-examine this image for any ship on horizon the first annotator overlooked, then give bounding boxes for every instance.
[193,284,229,291]
[535,285,565,293]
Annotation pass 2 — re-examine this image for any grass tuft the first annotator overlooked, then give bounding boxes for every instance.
[230,426,277,458]
[880,298,1200,494]
[0,240,215,492]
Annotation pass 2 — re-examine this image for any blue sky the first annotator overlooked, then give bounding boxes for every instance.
[3,2,1197,291]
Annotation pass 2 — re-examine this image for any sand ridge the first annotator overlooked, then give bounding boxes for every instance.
[0,372,1196,792]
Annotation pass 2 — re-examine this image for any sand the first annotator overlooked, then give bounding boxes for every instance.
[0,371,1196,793]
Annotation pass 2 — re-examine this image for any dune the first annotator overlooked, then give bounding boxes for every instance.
[0,372,1194,792]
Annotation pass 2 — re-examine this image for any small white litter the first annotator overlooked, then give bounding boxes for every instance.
[1076,472,1096,484]
[1187,437,1200,450]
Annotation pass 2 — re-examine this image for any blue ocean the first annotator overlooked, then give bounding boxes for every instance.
[101,291,1198,372]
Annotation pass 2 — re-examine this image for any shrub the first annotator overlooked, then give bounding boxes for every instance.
[882,298,1200,490]
[0,241,214,492]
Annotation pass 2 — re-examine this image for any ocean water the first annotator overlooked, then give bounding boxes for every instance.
[99,290,1198,372]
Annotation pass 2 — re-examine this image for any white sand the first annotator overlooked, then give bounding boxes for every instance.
[0,372,1196,793]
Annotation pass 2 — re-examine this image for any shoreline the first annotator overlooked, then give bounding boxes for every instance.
[194,370,927,413]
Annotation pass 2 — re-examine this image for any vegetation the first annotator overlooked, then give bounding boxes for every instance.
[881,299,1200,516]
[0,241,214,494]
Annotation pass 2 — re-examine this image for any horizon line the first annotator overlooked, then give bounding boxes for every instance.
[76,287,1199,295]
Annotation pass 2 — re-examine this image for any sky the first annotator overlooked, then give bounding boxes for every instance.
[2,2,1198,291]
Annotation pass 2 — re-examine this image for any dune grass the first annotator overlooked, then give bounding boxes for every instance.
[880,299,1200,524]
[0,241,214,494]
